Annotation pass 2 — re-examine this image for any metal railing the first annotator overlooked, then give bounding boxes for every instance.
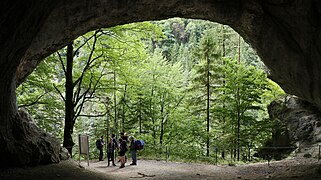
[73,142,321,165]
[138,144,302,165]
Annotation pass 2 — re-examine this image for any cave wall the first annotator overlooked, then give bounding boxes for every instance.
[267,95,321,158]
[1,0,321,166]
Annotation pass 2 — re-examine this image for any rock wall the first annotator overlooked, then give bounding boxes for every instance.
[0,110,62,167]
[268,95,321,158]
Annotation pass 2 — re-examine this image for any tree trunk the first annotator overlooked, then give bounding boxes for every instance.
[150,86,156,146]
[206,53,210,157]
[63,42,75,156]
[139,96,142,134]
[221,25,226,160]
[159,93,165,146]
[113,71,118,133]
[121,84,127,132]
[236,90,240,161]
[236,35,241,161]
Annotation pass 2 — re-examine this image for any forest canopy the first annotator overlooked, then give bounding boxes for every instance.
[17,18,284,163]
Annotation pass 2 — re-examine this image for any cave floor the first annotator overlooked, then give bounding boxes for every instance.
[0,158,321,179]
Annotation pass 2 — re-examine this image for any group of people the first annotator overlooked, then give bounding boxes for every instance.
[96,132,137,168]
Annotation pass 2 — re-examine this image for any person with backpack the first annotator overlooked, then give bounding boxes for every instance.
[118,138,128,168]
[96,135,104,161]
[129,136,137,165]
[107,138,116,166]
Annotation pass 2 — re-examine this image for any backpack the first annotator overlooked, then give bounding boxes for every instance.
[135,140,144,150]
[96,139,101,149]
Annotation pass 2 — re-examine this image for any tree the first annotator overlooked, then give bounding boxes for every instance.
[17,54,65,138]
[216,57,269,161]
[54,31,110,156]
[188,28,223,156]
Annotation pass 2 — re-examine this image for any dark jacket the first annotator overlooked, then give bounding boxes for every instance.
[96,139,104,149]
[118,140,127,156]
[107,142,115,153]
[120,140,128,153]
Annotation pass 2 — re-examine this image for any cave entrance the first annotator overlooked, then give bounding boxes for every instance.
[2,0,317,168]
[17,18,284,164]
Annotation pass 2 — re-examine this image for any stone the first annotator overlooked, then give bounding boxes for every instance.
[0,110,61,167]
[268,95,321,145]
[60,147,70,161]
[266,95,321,158]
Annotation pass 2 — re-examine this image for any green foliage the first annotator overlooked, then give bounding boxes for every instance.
[17,55,65,138]
[17,18,285,164]
[217,57,270,148]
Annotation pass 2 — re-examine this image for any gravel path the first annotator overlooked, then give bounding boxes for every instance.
[82,160,238,179]
[1,158,321,179]
[81,158,321,180]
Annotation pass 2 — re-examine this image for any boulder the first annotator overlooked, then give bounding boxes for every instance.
[266,95,321,159]
[0,110,62,167]
[60,147,70,161]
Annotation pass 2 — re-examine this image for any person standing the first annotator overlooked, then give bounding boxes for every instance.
[111,134,118,163]
[111,134,118,147]
[120,132,129,163]
[96,135,104,161]
[107,138,116,166]
[129,136,137,165]
[118,138,128,168]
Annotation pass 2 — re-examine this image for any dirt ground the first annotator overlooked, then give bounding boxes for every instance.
[1,158,321,180]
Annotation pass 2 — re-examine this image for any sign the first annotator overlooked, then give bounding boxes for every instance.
[79,135,89,155]
[78,134,90,166]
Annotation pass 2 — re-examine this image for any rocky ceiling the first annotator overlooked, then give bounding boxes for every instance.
[3,0,320,109]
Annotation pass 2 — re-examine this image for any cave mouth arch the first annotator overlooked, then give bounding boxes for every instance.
[1,0,320,167]
[18,17,270,162]
[15,0,320,110]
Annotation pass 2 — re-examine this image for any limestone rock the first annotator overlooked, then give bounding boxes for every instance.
[267,95,321,158]
[0,110,62,167]
[60,147,70,161]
